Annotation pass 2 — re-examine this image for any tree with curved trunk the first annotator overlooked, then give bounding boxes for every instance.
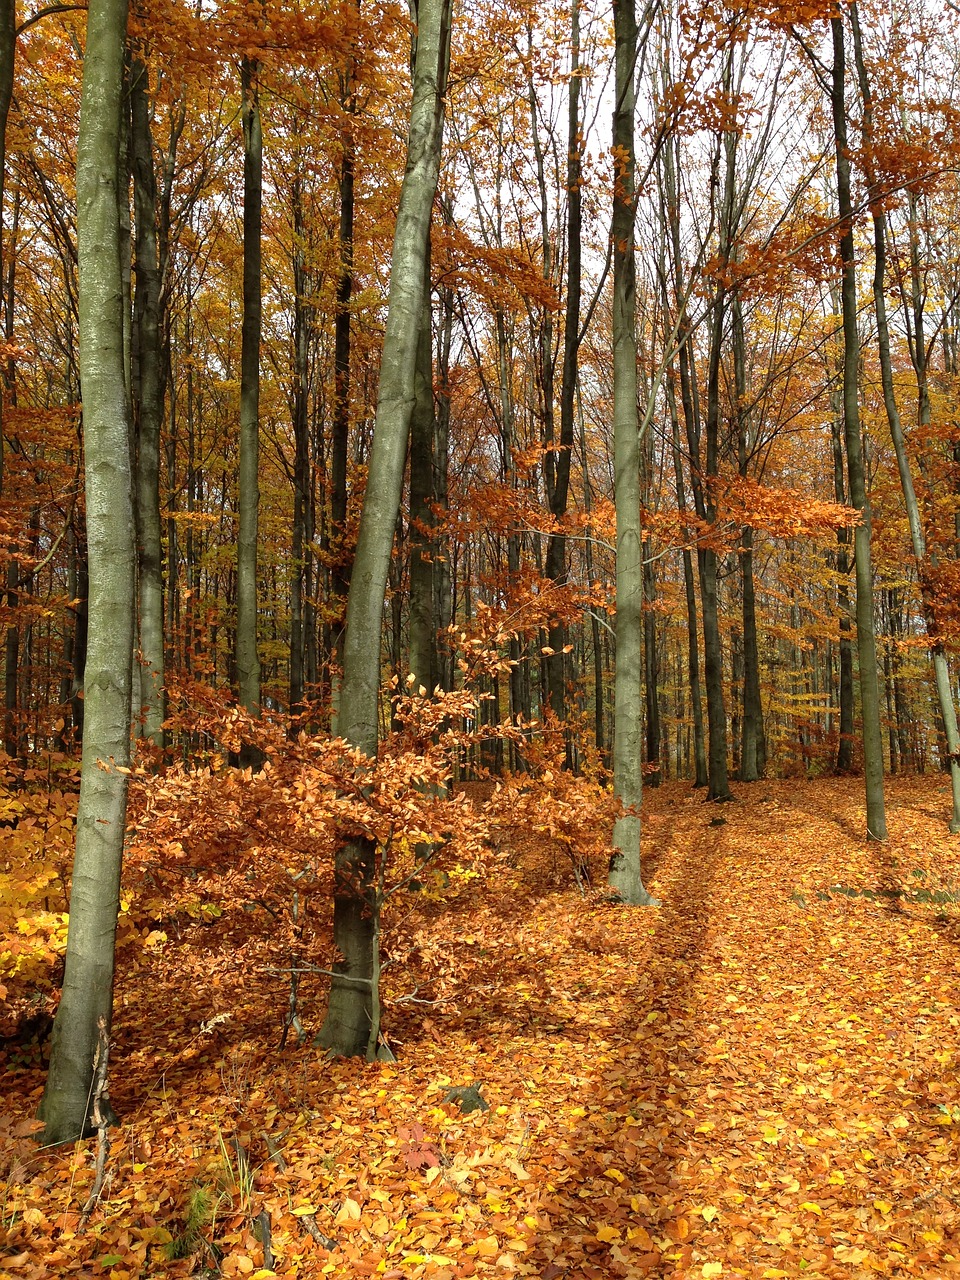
[315,0,452,1056]
[40,0,134,1145]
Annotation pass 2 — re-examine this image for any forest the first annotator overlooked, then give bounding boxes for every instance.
[2,0,960,1275]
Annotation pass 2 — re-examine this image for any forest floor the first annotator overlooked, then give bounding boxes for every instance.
[2,774,960,1280]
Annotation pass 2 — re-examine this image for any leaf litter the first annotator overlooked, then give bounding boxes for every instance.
[2,775,959,1278]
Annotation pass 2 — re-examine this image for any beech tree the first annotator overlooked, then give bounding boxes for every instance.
[608,0,656,906]
[315,0,452,1057]
[39,0,134,1145]
[829,15,886,840]
[236,52,262,742]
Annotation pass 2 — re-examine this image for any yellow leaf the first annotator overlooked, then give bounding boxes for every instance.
[799,1201,822,1216]
[292,1204,319,1216]
[605,1168,625,1183]
[874,1200,892,1215]
[761,1125,781,1144]
[596,1225,621,1243]
[702,1264,723,1278]
[700,1206,719,1223]
[334,1197,361,1225]
[859,1149,875,1162]
[695,1121,715,1133]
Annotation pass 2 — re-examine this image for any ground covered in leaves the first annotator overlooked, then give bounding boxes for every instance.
[3,775,960,1279]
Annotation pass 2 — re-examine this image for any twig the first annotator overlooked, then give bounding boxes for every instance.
[78,1018,111,1230]
[262,1133,337,1250]
[255,1208,273,1270]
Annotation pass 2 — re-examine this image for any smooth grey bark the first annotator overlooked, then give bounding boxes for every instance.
[131,46,165,745]
[316,0,451,1056]
[830,16,886,839]
[609,0,655,905]
[850,6,960,830]
[40,0,134,1146]
[236,55,262,733]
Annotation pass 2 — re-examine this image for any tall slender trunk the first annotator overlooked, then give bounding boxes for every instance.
[830,374,855,770]
[850,5,960,830]
[0,0,13,507]
[289,169,313,724]
[609,0,656,905]
[329,4,358,722]
[661,130,707,789]
[831,15,886,838]
[236,55,262,739]
[408,257,436,694]
[732,298,764,780]
[642,420,661,783]
[543,0,581,741]
[131,39,165,745]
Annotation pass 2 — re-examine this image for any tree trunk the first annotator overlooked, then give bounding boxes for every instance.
[289,169,313,725]
[831,15,886,839]
[236,55,262,742]
[849,4,960,830]
[0,0,13,504]
[40,0,134,1146]
[329,14,358,723]
[408,260,436,693]
[543,0,581,742]
[131,40,165,745]
[609,0,656,906]
[315,0,451,1056]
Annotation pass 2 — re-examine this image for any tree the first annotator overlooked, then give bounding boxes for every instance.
[829,14,886,840]
[315,0,452,1056]
[849,3,960,832]
[236,52,262,742]
[39,0,134,1145]
[130,27,165,746]
[608,0,657,906]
